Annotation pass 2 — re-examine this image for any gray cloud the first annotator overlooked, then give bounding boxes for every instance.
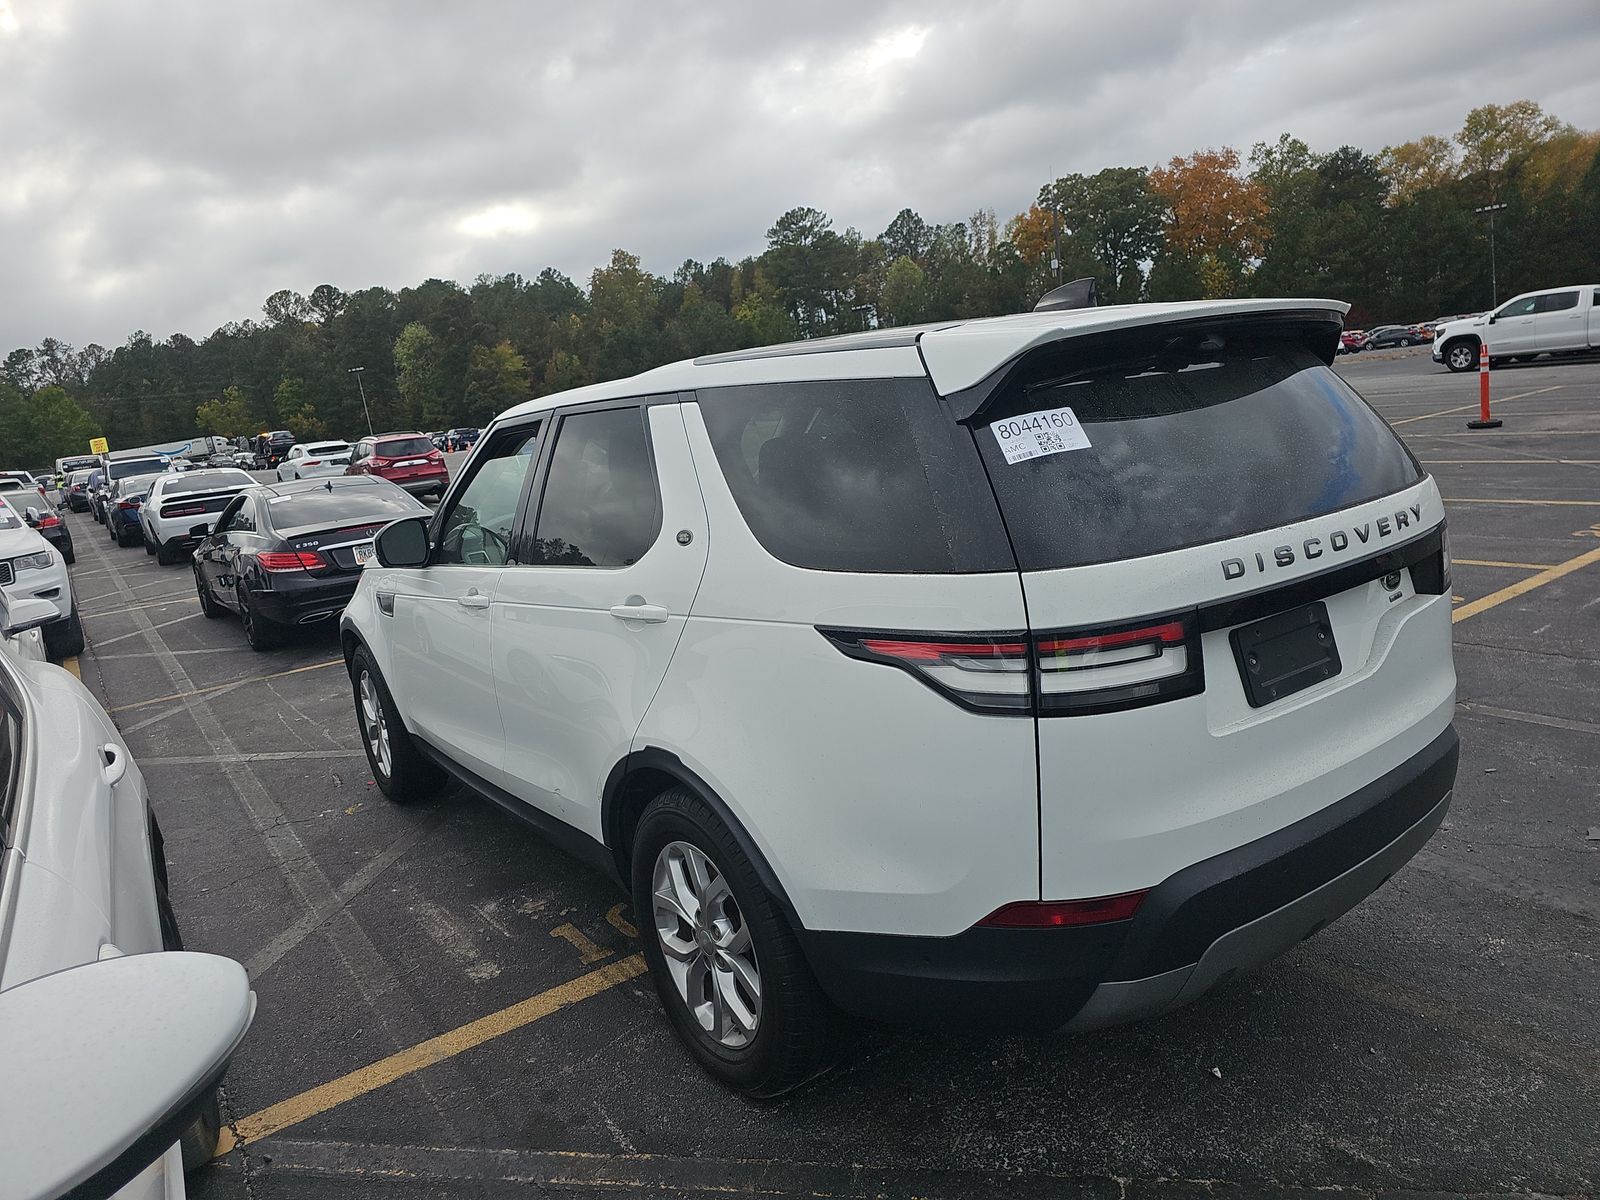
[0,0,1596,349]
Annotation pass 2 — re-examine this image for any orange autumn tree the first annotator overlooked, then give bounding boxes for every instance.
[1148,147,1269,298]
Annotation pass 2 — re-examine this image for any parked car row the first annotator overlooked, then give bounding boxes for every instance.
[1337,322,1440,353]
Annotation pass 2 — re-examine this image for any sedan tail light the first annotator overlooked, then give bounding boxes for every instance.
[303,459,322,467]
[820,612,1204,717]
[257,550,327,572]
[38,513,62,527]
[116,499,141,511]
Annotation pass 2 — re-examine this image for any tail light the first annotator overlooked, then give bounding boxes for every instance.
[979,890,1149,928]
[819,612,1204,717]
[818,630,1030,713]
[38,513,62,527]
[117,499,140,511]
[257,550,327,572]
[303,459,322,467]
[1035,613,1203,715]
[166,504,207,517]
[428,450,444,462]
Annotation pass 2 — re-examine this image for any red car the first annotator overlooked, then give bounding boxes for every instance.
[1338,330,1367,353]
[345,432,449,501]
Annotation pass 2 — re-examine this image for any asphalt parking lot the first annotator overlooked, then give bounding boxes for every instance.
[63,352,1599,1199]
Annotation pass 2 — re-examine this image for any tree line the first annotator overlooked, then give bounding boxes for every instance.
[3,100,1596,470]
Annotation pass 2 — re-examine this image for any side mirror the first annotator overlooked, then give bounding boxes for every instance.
[22,506,41,527]
[189,522,212,539]
[0,953,253,1200]
[1486,313,1496,324]
[2,594,61,636]
[375,515,431,568]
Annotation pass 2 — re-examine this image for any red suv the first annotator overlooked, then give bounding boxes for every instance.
[346,433,449,500]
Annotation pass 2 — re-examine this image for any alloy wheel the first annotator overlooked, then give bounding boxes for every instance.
[358,670,392,779]
[651,840,761,1049]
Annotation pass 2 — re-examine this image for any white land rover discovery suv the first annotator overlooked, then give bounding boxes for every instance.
[342,297,1458,1096]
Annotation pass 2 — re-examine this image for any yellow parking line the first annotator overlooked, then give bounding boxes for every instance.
[217,953,646,1155]
[1451,558,1556,570]
[1444,497,1600,507]
[61,656,82,679]
[1452,545,1600,624]
[108,658,343,713]
[1390,385,1562,426]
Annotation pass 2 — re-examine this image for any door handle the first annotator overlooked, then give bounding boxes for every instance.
[101,743,126,787]
[609,602,669,624]
[457,589,491,611]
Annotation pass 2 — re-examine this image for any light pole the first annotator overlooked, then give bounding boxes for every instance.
[348,367,374,436]
[1474,203,1508,308]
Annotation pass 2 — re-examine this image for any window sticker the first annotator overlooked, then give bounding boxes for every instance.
[990,406,1092,464]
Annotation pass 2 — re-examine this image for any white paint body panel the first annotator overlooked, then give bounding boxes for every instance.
[1022,479,1456,900]
[0,656,181,1199]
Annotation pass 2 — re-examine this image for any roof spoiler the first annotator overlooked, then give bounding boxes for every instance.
[944,308,1346,423]
[1033,278,1098,312]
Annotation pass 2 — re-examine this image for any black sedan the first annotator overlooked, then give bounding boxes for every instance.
[1361,325,1420,350]
[192,476,429,650]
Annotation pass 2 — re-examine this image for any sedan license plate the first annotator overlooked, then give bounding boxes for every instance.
[1229,601,1341,708]
[352,541,376,566]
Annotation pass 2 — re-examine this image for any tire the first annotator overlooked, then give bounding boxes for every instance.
[178,1088,222,1172]
[236,583,280,651]
[632,787,832,1098]
[1443,340,1478,372]
[1397,337,1411,347]
[156,539,180,566]
[195,568,222,619]
[61,543,75,565]
[349,646,444,801]
[144,530,157,555]
[42,607,86,661]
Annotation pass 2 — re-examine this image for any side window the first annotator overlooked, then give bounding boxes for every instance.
[1539,291,1579,313]
[224,497,255,534]
[0,701,19,834]
[435,425,540,566]
[530,407,660,568]
[695,379,1013,573]
[1498,296,1538,318]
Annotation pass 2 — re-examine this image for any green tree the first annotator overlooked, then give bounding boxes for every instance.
[195,386,253,437]
[286,402,329,440]
[880,256,928,327]
[1038,167,1165,302]
[462,341,529,424]
[393,322,445,427]
[0,384,98,467]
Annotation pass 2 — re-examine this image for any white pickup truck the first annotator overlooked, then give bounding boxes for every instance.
[1433,284,1600,371]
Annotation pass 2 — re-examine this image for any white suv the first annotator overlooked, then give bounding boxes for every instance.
[341,298,1459,1096]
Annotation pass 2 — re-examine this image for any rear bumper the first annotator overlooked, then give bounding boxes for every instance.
[798,725,1457,1031]
[392,472,448,494]
[250,575,361,625]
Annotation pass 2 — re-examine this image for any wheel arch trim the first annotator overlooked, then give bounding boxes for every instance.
[602,747,806,931]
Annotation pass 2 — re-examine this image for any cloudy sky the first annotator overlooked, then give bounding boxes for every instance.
[2,0,1597,350]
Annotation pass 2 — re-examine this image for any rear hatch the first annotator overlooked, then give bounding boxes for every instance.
[159,488,244,523]
[965,317,1456,902]
[375,438,441,481]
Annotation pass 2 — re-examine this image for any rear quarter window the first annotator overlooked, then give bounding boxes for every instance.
[695,378,1012,573]
[974,338,1423,570]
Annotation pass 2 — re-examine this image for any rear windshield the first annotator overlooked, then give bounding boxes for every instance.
[975,338,1422,570]
[108,458,166,480]
[305,442,350,456]
[376,437,434,458]
[696,378,1012,573]
[163,470,254,493]
[268,485,426,528]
